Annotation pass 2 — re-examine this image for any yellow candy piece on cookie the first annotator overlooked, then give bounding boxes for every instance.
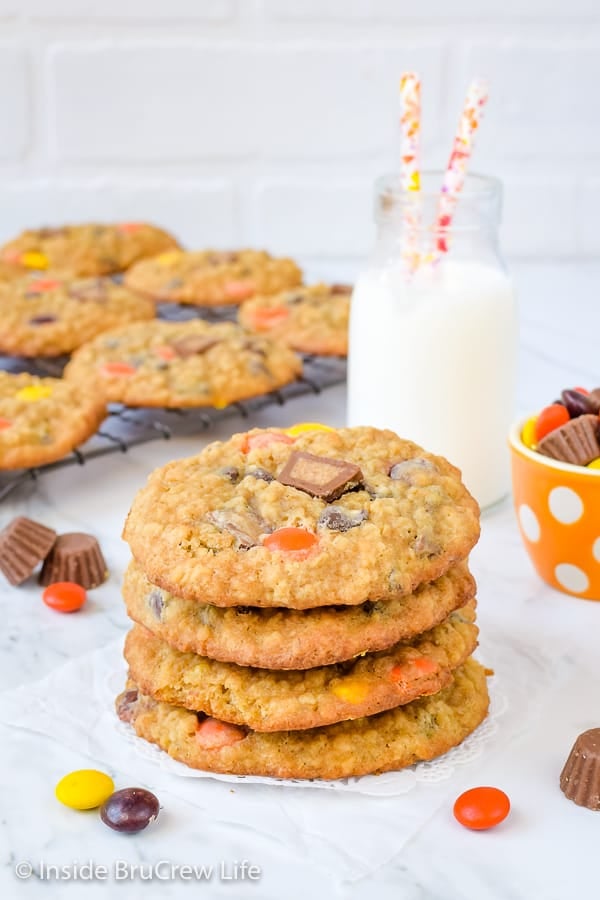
[331,677,371,704]
[16,385,53,402]
[156,251,182,266]
[55,769,114,810]
[21,251,49,270]
[587,458,600,469]
[521,416,537,449]
[285,422,334,437]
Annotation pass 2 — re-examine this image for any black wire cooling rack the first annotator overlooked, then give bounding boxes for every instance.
[0,301,346,502]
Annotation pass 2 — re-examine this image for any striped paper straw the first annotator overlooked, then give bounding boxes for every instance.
[435,79,488,255]
[399,72,422,270]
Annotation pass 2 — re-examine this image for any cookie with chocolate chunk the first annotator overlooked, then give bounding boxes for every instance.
[64,320,302,408]
[124,603,478,731]
[122,426,480,607]
[117,658,490,779]
[124,249,302,307]
[0,222,180,278]
[123,559,476,669]
[239,283,350,356]
[0,371,106,470]
[0,274,155,357]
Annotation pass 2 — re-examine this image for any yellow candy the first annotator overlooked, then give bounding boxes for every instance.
[521,416,537,449]
[285,422,334,437]
[156,251,182,265]
[55,769,114,810]
[587,458,600,469]
[21,251,48,270]
[15,384,53,402]
[331,678,371,704]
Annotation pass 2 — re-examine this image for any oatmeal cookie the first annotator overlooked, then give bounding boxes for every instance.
[64,320,302,408]
[124,604,477,731]
[0,222,180,278]
[117,658,489,779]
[239,283,350,356]
[123,558,476,669]
[0,371,106,469]
[0,274,155,357]
[122,426,480,607]
[124,249,302,307]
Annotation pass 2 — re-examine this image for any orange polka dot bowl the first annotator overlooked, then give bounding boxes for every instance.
[509,418,600,601]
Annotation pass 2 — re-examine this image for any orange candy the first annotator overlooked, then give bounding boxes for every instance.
[263,527,318,554]
[248,307,290,330]
[42,582,87,613]
[241,431,295,453]
[453,786,511,831]
[154,345,176,361]
[534,403,569,443]
[117,222,142,233]
[0,418,11,430]
[390,657,438,683]
[100,361,137,377]
[224,280,255,301]
[195,717,246,750]
[27,278,61,292]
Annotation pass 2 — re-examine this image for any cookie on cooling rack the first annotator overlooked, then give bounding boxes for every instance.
[117,658,490,780]
[122,425,480,608]
[0,222,180,278]
[0,371,106,470]
[63,319,302,408]
[0,274,156,358]
[124,249,302,307]
[239,283,351,357]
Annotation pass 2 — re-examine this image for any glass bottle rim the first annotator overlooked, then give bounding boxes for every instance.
[375,170,502,201]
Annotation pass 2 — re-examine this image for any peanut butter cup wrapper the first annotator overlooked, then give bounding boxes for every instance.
[537,414,600,466]
[0,516,56,585]
[39,532,108,589]
[560,728,600,810]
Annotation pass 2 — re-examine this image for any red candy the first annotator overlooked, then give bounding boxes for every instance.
[453,786,510,830]
[42,581,87,613]
[534,403,569,443]
[241,431,295,453]
[263,527,318,554]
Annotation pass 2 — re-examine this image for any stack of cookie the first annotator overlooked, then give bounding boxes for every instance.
[117,425,489,780]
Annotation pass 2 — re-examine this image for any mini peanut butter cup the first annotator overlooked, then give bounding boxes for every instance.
[39,532,108,589]
[0,516,57,585]
[537,414,600,466]
[560,728,600,810]
[587,388,600,415]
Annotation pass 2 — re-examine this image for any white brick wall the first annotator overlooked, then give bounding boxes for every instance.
[0,1,598,270]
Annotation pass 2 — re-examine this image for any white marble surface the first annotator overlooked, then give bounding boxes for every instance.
[1,261,599,900]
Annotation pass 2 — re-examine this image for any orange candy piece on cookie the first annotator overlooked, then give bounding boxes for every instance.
[241,431,295,453]
[0,418,11,430]
[195,717,246,750]
[390,657,438,683]
[248,307,290,329]
[262,527,318,554]
[100,362,137,377]
[224,280,255,301]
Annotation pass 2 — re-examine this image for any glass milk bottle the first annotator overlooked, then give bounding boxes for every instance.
[347,172,517,509]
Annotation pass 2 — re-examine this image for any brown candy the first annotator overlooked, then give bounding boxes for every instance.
[0,516,56,585]
[330,284,353,295]
[537,414,600,466]
[170,335,220,357]
[39,532,108,588]
[560,728,600,810]
[116,689,139,724]
[587,388,600,414]
[205,509,268,549]
[278,451,363,501]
